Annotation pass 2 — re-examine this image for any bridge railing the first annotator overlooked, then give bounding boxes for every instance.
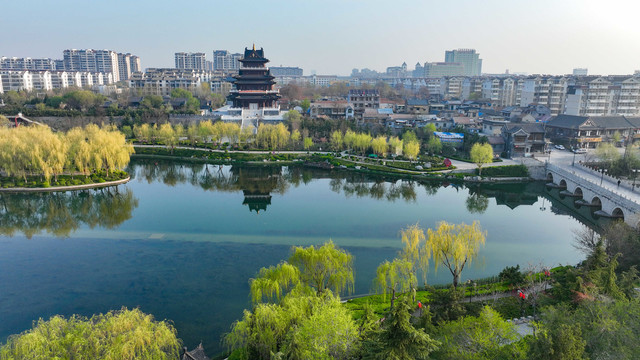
[576,162,637,193]
[546,163,640,210]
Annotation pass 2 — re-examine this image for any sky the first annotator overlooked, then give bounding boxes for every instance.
[3,0,640,76]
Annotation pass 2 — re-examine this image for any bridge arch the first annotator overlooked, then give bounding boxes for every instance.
[591,196,602,211]
[612,208,625,221]
[559,179,567,189]
[574,187,583,199]
[547,173,554,183]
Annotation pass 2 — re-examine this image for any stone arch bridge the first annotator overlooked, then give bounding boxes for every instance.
[546,163,640,227]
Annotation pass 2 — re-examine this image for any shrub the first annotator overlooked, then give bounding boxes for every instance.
[42,181,51,188]
[477,165,529,177]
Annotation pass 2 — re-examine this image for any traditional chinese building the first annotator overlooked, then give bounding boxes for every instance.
[219,45,284,130]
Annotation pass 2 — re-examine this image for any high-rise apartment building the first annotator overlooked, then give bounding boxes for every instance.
[0,57,58,70]
[63,49,121,81]
[213,50,242,71]
[444,49,482,76]
[175,52,207,70]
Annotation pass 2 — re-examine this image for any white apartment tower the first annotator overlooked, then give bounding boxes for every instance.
[174,52,207,70]
[63,49,120,82]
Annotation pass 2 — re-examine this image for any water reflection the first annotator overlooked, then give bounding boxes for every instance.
[127,160,612,229]
[0,187,138,238]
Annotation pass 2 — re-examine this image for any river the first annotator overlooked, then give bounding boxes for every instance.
[0,159,612,355]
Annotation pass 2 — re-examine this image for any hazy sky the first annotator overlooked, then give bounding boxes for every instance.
[3,0,640,76]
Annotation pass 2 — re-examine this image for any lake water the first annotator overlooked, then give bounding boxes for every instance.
[0,160,611,355]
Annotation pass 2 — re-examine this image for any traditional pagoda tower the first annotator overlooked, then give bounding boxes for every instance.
[221,45,283,129]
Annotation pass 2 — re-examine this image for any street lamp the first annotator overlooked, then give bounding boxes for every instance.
[600,168,607,186]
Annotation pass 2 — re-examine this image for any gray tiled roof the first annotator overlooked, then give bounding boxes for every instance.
[546,114,589,129]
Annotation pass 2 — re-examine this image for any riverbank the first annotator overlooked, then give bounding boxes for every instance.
[0,176,130,193]
[133,145,538,184]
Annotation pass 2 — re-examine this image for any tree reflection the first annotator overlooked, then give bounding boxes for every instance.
[0,187,138,238]
[465,193,489,214]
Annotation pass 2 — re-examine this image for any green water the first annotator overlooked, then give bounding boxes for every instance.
[0,160,609,355]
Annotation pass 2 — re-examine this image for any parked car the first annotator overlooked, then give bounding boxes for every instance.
[554,145,565,150]
[574,148,587,154]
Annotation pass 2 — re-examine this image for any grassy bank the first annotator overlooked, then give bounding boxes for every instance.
[0,170,129,189]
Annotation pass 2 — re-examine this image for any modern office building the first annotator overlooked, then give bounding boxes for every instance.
[423,62,465,77]
[175,52,207,70]
[444,49,482,76]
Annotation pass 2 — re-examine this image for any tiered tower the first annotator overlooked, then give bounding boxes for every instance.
[227,45,280,109]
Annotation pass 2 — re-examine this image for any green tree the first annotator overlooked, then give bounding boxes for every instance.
[595,142,621,168]
[426,221,486,289]
[470,143,493,176]
[331,130,343,151]
[0,308,180,360]
[433,306,526,360]
[303,136,313,150]
[372,136,388,157]
[425,136,442,155]
[362,296,439,360]
[300,99,311,113]
[374,259,416,308]
[403,140,420,162]
[289,241,355,296]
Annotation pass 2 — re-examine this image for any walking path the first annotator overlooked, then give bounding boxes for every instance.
[0,177,130,193]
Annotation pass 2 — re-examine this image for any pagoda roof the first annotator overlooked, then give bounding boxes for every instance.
[240,46,269,63]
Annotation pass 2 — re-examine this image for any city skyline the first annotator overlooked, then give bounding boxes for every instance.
[2,0,640,76]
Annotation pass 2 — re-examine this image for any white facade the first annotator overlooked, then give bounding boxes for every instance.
[564,77,640,116]
[63,49,121,82]
[175,52,207,70]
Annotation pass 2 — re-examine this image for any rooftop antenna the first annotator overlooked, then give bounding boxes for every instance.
[253,43,255,51]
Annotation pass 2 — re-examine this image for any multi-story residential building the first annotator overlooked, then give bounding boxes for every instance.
[481,77,522,106]
[175,52,207,70]
[302,75,338,87]
[348,89,380,117]
[63,49,121,82]
[213,50,242,71]
[117,53,139,81]
[31,71,53,91]
[461,77,484,99]
[564,76,640,117]
[0,70,32,92]
[442,77,464,99]
[0,57,58,70]
[129,68,214,97]
[423,62,464,77]
[520,76,569,116]
[444,49,482,76]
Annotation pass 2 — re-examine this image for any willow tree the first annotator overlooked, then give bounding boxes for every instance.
[470,143,493,176]
[343,129,357,151]
[400,224,430,285]
[66,127,92,175]
[0,308,180,360]
[374,258,416,308]
[388,136,403,158]
[403,140,420,162]
[250,262,301,303]
[372,136,388,157]
[331,130,343,151]
[289,241,354,296]
[426,221,486,288]
[157,123,178,153]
